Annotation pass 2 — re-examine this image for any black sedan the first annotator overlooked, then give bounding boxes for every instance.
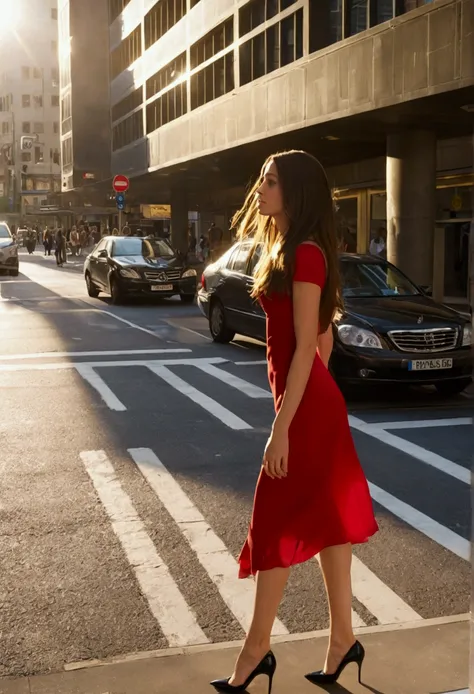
[198,241,473,396]
[84,236,198,304]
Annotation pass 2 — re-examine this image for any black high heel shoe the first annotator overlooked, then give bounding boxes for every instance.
[304,640,365,685]
[210,650,276,694]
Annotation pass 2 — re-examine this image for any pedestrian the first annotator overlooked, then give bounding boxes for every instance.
[210,151,378,693]
[43,227,52,256]
[70,225,79,256]
[55,228,66,266]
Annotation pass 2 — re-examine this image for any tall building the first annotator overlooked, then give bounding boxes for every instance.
[0,0,61,220]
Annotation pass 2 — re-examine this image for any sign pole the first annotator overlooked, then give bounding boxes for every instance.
[118,209,122,234]
[112,174,129,235]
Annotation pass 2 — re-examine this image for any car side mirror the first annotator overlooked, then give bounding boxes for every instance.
[419,285,432,296]
[98,249,108,258]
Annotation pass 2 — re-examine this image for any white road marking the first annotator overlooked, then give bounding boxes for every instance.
[147,364,252,430]
[234,360,267,366]
[75,365,127,411]
[349,416,469,485]
[369,482,470,561]
[194,362,272,399]
[128,448,288,636]
[0,356,228,372]
[89,309,172,340]
[0,348,191,361]
[165,321,213,342]
[350,554,422,624]
[80,451,208,647]
[365,417,472,431]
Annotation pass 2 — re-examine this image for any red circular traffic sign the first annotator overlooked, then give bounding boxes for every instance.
[113,174,129,193]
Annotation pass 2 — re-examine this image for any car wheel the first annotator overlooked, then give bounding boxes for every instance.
[110,276,124,304]
[435,379,472,397]
[180,293,195,304]
[85,272,100,297]
[209,299,235,343]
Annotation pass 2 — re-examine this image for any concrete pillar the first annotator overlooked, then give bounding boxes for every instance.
[386,130,437,287]
[170,188,188,254]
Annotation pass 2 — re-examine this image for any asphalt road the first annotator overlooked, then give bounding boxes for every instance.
[0,251,471,678]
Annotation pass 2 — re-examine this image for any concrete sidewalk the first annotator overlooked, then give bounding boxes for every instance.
[0,615,468,694]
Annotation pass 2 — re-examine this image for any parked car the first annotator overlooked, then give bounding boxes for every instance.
[0,221,19,276]
[198,241,473,396]
[84,235,197,304]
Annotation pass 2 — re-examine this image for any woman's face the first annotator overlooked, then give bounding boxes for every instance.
[256,160,284,219]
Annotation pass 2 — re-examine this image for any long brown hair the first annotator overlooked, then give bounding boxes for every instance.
[232,150,343,332]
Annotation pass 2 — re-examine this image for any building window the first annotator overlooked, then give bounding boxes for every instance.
[62,137,72,166]
[51,7,57,19]
[53,121,59,134]
[190,18,233,70]
[146,82,187,133]
[347,0,368,35]
[2,122,9,134]
[22,66,30,80]
[109,0,132,23]
[33,95,43,108]
[190,53,234,110]
[190,0,201,6]
[22,94,31,108]
[33,122,44,133]
[239,0,296,37]
[370,0,395,25]
[146,52,186,100]
[240,8,302,85]
[395,0,433,13]
[21,152,32,162]
[111,87,143,122]
[112,110,144,150]
[144,0,186,50]
[51,95,59,107]
[110,25,142,79]
[22,121,31,133]
[51,67,59,86]
[33,67,42,78]
[309,0,343,52]
[61,93,72,121]
[35,147,44,163]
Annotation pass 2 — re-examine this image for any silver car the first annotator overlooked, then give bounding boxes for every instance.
[0,222,19,276]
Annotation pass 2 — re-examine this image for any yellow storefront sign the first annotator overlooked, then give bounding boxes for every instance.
[141,204,171,219]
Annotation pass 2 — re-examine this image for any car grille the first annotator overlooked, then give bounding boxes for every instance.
[388,328,459,353]
[144,269,181,281]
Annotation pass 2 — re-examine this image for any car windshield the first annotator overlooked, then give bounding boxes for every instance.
[0,224,11,239]
[112,237,175,258]
[340,260,420,298]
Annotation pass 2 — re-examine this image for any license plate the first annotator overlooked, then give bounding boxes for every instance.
[408,358,453,371]
[151,284,173,291]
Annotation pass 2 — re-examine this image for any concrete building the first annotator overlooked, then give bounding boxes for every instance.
[0,0,62,221]
[70,0,474,304]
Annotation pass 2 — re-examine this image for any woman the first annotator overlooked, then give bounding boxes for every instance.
[210,151,378,693]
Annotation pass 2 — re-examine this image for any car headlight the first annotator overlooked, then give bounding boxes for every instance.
[182,268,197,278]
[337,324,383,349]
[119,268,140,279]
[462,323,472,346]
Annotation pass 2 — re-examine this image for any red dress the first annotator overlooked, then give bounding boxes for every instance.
[238,244,378,579]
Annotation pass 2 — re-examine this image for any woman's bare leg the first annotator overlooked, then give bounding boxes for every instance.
[318,543,355,674]
[229,567,290,686]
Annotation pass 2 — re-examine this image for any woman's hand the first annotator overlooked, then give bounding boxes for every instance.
[262,423,289,479]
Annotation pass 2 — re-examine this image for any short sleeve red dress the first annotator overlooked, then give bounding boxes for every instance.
[238,244,378,579]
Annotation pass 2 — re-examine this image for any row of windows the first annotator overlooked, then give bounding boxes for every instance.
[18,121,60,135]
[21,66,59,82]
[112,110,144,150]
[109,0,131,23]
[144,0,186,50]
[240,9,303,86]
[146,52,186,101]
[191,53,234,110]
[62,137,72,167]
[190,18,233,70]
[20,94,59,108]
[112,87,142,122]
[239,0,297,37]
[146,82,187,134]
[20,148,60,164]
[110,25,141,79]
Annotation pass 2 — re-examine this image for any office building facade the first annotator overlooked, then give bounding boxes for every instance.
[0,0,61,219]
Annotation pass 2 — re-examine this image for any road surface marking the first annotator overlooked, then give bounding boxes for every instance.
[234,360,267,366]
[75,365,127,411]
[349,416,469,485]
[165,320,213,342]
[128,448,288,636]
[80,451,208,647]
[0,356,228,372]
[369,482,469,560]
[147,365,252,430]
[365,417,472,430]
[89,309,172,340]
[194,362,272,399]
[0,348,192,361]
[350,554,422,624]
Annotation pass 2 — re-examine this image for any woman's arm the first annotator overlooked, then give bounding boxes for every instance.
[318,324,333,368]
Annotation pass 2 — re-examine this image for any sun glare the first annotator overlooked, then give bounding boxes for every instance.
[0,0,21,33]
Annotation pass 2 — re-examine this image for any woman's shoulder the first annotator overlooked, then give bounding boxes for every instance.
[295,241,327,267]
